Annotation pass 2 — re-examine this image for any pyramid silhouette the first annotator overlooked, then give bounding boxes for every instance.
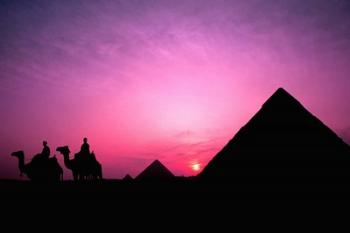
[200,88,350,180]
[136,160,175,181]
[122,174,133,181]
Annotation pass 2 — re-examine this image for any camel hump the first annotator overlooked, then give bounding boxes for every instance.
[31,153,45,163]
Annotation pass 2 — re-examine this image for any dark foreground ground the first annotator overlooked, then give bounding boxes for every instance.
[1,176,350,200]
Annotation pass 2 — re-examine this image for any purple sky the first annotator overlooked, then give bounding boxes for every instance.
[1,0,350,179]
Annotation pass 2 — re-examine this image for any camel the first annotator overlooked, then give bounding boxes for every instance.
[56,146,103,181]
[11,151,63,182]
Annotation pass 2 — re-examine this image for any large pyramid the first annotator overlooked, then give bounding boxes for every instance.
[136,160,175,181]
[200,88,350,180]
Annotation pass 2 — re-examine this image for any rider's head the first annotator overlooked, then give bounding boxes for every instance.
[83,137,88,143]
[43,141,47,146]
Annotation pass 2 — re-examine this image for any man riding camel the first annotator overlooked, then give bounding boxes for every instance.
[41,141,50,159]
[31,140,51,164]
[80,137,90,156]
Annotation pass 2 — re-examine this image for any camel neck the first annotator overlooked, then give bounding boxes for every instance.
[17,156,25,174]
[62,153,72,170]
[63,153,70,161]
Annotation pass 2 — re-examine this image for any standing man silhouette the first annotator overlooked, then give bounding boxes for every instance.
[41,141,50,159]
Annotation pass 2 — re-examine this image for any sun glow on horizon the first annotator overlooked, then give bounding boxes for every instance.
[191,163,201,172]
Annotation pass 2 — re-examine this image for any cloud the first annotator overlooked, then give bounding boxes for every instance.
[173,130,196,138]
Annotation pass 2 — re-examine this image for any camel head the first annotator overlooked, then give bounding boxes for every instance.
[11,151,24,159]
[56,146,70,155]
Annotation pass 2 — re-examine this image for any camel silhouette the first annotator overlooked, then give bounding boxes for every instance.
[56,146,103,181]
[11,151,63,182]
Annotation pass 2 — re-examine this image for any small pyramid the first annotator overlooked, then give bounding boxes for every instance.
[200,88,350,179]
[122,174,133,181]
[136,160,175,181]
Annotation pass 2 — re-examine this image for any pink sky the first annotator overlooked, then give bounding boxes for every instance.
[1,0,350,179]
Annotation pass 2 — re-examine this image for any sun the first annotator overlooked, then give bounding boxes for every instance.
[191,163,201,171]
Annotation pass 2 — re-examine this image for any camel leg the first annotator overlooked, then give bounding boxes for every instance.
[73,172,78,181]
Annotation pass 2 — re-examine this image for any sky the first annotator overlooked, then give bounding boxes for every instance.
[1,0,350,180]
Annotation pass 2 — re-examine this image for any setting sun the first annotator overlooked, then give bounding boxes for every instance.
[192,163,201,171]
